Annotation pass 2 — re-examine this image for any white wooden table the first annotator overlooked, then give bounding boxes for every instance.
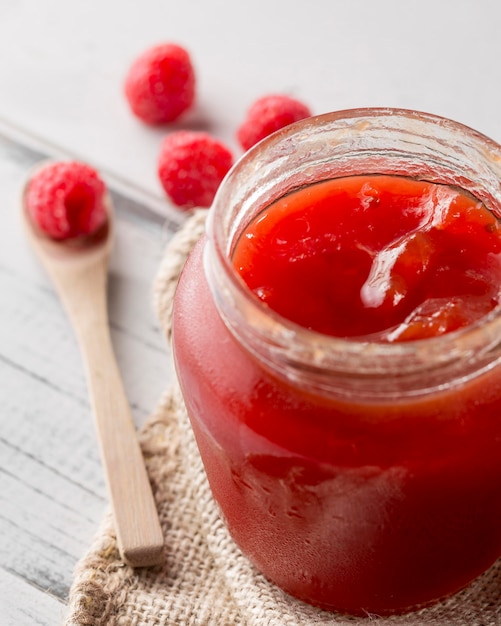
[2,1,501,624]
[0,127,180,625]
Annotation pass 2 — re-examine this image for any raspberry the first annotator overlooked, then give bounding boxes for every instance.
[157,131,233,209]
[124,43,195,124]
[25,161,107,240]
[237,94,312,150]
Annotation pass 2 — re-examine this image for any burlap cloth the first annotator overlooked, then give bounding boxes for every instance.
[64,210,501,626]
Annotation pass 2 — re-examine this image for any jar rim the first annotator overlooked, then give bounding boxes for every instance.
[205,107,501,393]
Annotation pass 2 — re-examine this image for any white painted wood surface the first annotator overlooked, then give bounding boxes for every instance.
[0,131,180,625]
[2,1,501,624]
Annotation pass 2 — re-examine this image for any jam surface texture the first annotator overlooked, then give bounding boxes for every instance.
[233,175,501,341]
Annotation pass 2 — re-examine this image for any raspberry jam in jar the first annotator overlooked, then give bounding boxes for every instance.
[172,109,501,616]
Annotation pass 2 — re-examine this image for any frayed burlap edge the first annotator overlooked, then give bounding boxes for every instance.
[64,209,501,626]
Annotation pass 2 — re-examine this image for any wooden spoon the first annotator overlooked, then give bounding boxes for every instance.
[22,169,164,568]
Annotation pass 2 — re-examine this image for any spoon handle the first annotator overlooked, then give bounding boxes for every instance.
[52,255,164,568]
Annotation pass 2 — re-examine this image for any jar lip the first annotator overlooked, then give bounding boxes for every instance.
[206,107,501,380]
[232,105,501,164]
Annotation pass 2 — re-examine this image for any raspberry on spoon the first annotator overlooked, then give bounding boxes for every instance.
[25,161,107,240]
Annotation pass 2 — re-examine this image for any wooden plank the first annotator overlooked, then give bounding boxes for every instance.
[0,568,67,626]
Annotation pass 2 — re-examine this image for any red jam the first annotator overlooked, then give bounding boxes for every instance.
[172,174,501,615]
[233,175,501,341]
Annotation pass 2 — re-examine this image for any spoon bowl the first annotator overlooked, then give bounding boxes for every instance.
[22,164,164,568]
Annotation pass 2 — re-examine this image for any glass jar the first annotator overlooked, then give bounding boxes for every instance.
[171,108,501,616]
